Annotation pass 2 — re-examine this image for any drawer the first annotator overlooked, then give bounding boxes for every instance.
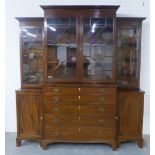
[44,113,115,127]
[43,104,116,115]
[78,127,115,140]
[43,87,79,95]
[44,126,115,140]
[43,87,116,96]
[80,87,116,96]
[44,95,116,105]
[44,126,77,139]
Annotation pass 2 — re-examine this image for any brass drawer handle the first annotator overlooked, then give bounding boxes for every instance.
[78,128,81,132]
[52,118,59,123]
[53,88,59,92]
[99,119,104,123]
[53,131,60,136]
[78,88,81,91]
[53,107,59,112]
[99,108,104,112]
[99,89,106,94]
[53,97,59,103]
[99,97,104,101]
[53,97,59,100]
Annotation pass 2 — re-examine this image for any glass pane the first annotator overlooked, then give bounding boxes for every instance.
[22,27,43,84]
[83,18,113,80]
[47,18,77,80]
[117,28,140,88]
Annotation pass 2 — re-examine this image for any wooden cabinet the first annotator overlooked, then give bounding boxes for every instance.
[117,91,144,147]
[15,5,145,150]
[16,90,42,146]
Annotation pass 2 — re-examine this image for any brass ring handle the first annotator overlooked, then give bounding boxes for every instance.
[53,88,59,92]
[52,118,59,123]
[99,119,104,124]
[53,97,59,100]
[53,131,60,136]
[99,89,106,94]
[99,108,104,112]
[53,107,59,112]
[99,98,104,101]
[53,97,59,103]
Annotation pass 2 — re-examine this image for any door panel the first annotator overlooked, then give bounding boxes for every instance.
[117,19,142,89]
[17,92,41,138]
[118,91,144,140]
[82,17,115,81]
[21,26,43,85]
[46,17,77,81]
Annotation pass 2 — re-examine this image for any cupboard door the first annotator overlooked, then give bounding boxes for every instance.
[46,17,78,81]
[21,24,43,86]
[118,91,144,141]
[82,17,115,82]
[117,19,143,89]
[16,91,42,138]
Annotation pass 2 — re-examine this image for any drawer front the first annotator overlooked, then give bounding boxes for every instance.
[44,127,77,139]
[44,95,116,105]
[43,87,79,95]
[80,87,116,96]
[43,87,116,96]
[44,126,115,140]
[43,103,116,115]
[44,113,115,127]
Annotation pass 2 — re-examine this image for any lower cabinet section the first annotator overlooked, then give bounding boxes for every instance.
[117,90,144,148]
[16,89,42,146]
[16,87,144,150]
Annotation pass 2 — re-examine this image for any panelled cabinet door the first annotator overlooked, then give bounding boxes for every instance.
[118,91,144,141]
[16,92,42,138]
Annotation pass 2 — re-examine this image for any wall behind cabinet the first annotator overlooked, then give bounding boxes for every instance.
[5,0,150,134]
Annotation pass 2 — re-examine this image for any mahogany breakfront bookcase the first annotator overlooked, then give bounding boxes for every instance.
[15,5,145,150]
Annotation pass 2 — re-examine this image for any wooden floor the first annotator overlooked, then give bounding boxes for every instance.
[5,133,150,155]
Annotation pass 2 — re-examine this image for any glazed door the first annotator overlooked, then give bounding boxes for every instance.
[21,24,43,87]
[117,20,142,89]
[82,17,116,82]
[16,92,42,138]
[45,17,79,81]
